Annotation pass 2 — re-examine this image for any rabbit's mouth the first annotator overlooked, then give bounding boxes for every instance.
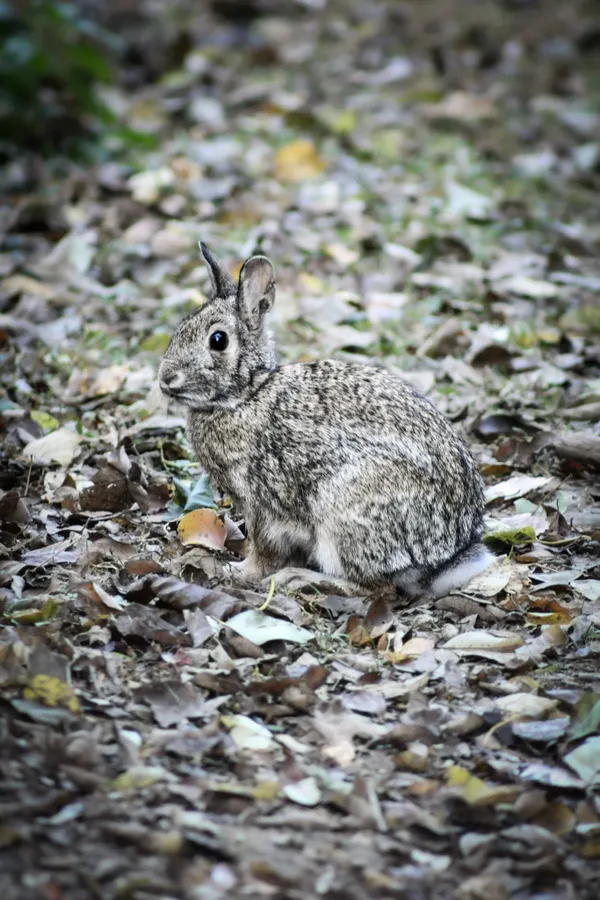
[159,380,216,410]
[159,378,194,404]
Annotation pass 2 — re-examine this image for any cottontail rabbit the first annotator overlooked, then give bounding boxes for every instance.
[159,244,493,597]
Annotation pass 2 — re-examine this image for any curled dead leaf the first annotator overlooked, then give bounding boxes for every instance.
[443,631,524,652]
[385,637,436,664]
[177,509,226,550]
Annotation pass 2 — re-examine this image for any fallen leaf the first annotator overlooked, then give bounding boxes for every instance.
[572,580,600,602]
[423,91,496,123]
[22,428,82,466]
[532,800,576,836]
[0,489,30,524]
[176,472,217,512]
[364,596,394,638]
[151,224,195,258]
[520,762,585,790]
[126,574,240,619]
[136,681,207,728]
[30,410,60,432]
[484,525,535,552]
[312,704,388,766]
[446,765,521,806]
[283,777,322,807]
[274,140,325,181]
[568,694,600,742]
[128,167,175,204]
[346,617,374,646]
[23,674,80,714]
[526,597,573,626]
[485,511,549,541]
[445,182,494,221]
[579,839,600,859]
[7,598,57,625]
[564,737,600,785]
[113,603,187,645]
[495,693,559,719]
[443,631,524,652]
[473,412,538,439]
[416,317,463,359]
[395,744,429,772]
[514,624,569,663]
[512,719,570,743]
[177,509,226,550]
[367,291,409,324]
[225,609,314,646]
[496,275,561,300]
[21,537,80,568]
[85,582,128,612]
[113,766,169,791]
[223,714,276,752]
[561,402,600,422]
[530,569,586,591]
[340,690,387,716]
[10,699,74,725]
[80,446,170,514]
[183,608,216,647]
[88,363,131,396]
[485,475,553,503]
[386,637,436,664]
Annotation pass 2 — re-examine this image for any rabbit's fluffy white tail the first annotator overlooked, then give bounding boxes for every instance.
[429,543,495,598]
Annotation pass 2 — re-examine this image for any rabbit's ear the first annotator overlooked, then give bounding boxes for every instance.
[237,255,275,328]
[200,242,236,298]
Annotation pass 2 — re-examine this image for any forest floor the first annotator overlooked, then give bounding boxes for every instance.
[1,1,600,898]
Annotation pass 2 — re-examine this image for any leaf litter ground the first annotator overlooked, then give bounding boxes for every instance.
[1,2,600,898]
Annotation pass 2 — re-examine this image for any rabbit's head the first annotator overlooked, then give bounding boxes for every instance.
[158,243,277,410]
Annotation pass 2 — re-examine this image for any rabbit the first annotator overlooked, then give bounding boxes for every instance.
[158,243,494,598]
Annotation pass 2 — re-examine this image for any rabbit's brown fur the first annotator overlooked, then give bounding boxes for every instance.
[159,244,493,596]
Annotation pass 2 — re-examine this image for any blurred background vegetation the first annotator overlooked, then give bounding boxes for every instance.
[2,0,599,161]
[0,0,118,155]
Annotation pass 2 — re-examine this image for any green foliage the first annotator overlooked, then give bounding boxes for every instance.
[173,474,218,512]
[0,0,116,154]
[483,526,536,552]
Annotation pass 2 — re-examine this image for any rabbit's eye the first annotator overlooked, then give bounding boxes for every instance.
[209,331,229,351]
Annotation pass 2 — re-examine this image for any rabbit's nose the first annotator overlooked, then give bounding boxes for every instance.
[159,366,185,392]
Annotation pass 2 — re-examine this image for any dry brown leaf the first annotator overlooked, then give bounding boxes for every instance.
[113,603,187,646]
[313,703,388,767]
[385,637,436,664]
[177,509,227,550]
[136,681,207,728]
